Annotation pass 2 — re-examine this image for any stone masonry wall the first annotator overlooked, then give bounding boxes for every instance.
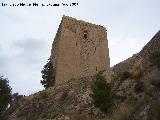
[51,15,111,85]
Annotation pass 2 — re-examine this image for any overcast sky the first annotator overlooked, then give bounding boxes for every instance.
[0,0,160,95]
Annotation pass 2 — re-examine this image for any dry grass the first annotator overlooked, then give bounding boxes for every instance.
[131,66,143,80]
[101,105,131,120]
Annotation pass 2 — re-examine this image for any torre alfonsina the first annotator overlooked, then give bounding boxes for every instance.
[51,15,111,85]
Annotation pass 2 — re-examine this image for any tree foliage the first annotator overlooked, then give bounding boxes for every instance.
[120,71,131,81]
[0,76,12,112]
[40,57,55,89]
[91,72,112,112]
[134,81,144,93]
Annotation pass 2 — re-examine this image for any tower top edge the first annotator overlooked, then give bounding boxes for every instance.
[61,15,107,31]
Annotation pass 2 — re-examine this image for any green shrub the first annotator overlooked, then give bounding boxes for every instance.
[150,50,160,69]
[151,100,160,120]
[131,67,143,80]
[91,72,112,112]
[101,98,146,120]
[40,91,48,98]
[60,91,68,101]
[120,71,131,81]
[101,105,131,120]
[151,79,160,88]
[134,82,144,93]
[111,105,131,120]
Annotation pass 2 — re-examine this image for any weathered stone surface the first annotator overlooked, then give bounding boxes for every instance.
[7,76,105,120]
[112,31,160,77]
[51,15,111,85]
[110,30,160,120]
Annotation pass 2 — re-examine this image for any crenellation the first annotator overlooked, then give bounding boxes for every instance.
[62,15,106,32]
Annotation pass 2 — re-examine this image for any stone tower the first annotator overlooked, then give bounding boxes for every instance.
[51,15,110,85]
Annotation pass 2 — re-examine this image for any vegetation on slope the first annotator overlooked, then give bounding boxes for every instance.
[150,49,160,69]
[41,57,55,89]
[0,76,12,113]
[91,72,112,112]
[119,71,131,81]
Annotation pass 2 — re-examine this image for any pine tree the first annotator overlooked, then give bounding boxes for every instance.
[0,76,12,112]
[40,57,55,89]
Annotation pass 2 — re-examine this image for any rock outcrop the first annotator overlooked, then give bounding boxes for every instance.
[51,16,111,85]
[7,76,105,120]
[112,30,160,76]
[109,30,160,120]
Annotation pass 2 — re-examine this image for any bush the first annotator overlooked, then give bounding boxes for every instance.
[151,100,160,120]
[151,79,160,88]
[150,50,160,69]
[134,82,144,93]
[111,105,131,120]
[91,72,112,112]
[40,91,48,98]
[120,71,131,81]
[102,105,131,120]
[60,92,68,101]
[102,98,146,120]
[131,67,143,80]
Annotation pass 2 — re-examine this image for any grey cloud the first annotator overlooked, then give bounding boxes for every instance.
[0,0,159,95]
[0,54,10,73]
[0,43,10,71]
[0,38,48,95]
[12,38,49,65]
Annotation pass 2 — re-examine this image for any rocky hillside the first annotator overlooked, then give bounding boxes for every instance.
[5,76,106,120]
[112,30,160,76]
[108,30,160,120]
[3,30,160,120]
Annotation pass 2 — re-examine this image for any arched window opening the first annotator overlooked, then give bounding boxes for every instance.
[84,33,88,39]
[83,30,88,39]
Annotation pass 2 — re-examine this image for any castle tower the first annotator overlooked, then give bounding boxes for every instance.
[51,15,110,85]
